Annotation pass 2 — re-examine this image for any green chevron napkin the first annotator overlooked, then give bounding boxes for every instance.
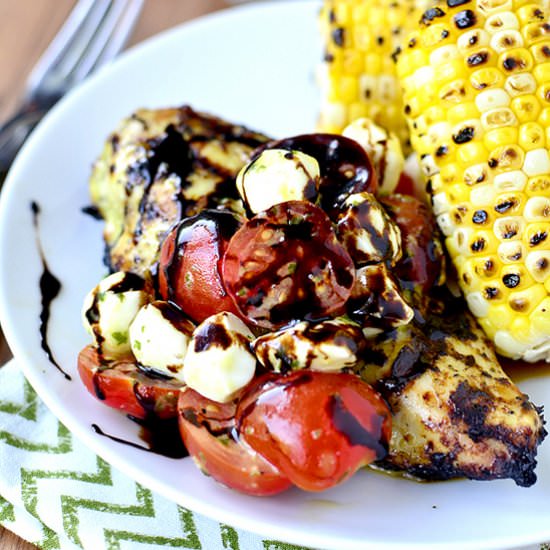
[0,359,314,550]
[0,359,548,550]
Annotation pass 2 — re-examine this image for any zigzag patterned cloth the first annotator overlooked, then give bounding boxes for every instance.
[0,360,312,550]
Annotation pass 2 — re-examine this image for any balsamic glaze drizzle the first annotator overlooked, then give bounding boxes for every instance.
[31,201,71,380]
[92,416,188,459]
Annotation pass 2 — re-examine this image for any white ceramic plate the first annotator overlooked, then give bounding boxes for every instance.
[1,2,549,549]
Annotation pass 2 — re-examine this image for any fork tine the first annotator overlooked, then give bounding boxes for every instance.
[53,1,114,83]
[91,0,145,71]
[71,0,144,82]
[25,0,97,96]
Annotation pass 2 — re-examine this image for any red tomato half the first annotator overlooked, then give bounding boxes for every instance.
[381,194,445,294]
[236,371,392,492]
[394,172,416,197]
[177,388,291,496]
[222,200,355,329]
[78,346,183,420]
[158,210,242,323]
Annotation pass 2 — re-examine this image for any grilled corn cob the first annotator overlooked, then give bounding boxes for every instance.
[397,0,550,362]
[318,0,427,147]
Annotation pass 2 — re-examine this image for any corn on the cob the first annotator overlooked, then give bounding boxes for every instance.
[397,0,550,362]
[318,0,428,147]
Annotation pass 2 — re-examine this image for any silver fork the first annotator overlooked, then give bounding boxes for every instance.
[0,0,144,181]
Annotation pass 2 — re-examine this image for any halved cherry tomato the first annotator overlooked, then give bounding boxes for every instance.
[158,210,242,323]
[78,345,183,420]
[256,134,376,218]
[236,371,392,492]
[381,194,445,294]
[222,200,355,329]
[177,388,291,496]
[394,172,416,197]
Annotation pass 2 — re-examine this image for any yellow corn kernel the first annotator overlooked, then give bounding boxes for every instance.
[533,61,550,83]
[529,295,550,334]
[509,315,533,342]
[483,126,519,150]
[504,72,537,96]
[519,121,546,150]
[487,303,516,329]
[457,142,490,166]
[510,94,541,121]
[523,147,550,175]
[447,102,483,124]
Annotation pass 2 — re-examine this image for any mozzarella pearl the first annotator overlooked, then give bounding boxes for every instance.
[343,118,404,196]
[236,149,320,214]
[336,192,402,266]
[129,301,195,381]
[253,318,365,373]
[82,271,151,359]
[183,312,256,403]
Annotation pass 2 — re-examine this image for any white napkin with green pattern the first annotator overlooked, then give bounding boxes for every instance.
[1,358,548,550]
[0,359,313,550]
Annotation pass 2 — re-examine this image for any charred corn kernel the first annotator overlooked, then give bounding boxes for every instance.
[526,250,550,280]
[498,240,526,262]
[486,12,520,33]
[510,282,548,313]
[398,0,550,361]
[526,174,550,195]
[318,0,428,147]
[471,68,505,91]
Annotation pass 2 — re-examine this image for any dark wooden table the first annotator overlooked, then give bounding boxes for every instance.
[0,1,227,547]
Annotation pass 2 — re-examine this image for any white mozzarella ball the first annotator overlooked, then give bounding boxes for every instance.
[336,192,402,266]
[236,149,320,213]
[343,118,404,196]
[253,318,365,373]
[129,301,195,382]
[183,312,256,403]
[82,271,151,359]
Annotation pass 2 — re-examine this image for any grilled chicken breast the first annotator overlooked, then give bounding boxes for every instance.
[89,105,268,275]
[358,297,546,487]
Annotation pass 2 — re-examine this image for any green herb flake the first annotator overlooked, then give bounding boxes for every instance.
[112,331,128,345]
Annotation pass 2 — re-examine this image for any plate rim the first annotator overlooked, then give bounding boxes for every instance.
[0,1,549,549]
